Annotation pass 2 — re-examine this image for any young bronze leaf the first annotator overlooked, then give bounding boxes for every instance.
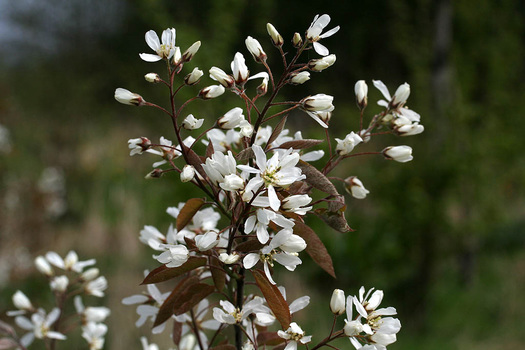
[205,139,215,159]
[235,147,254,161]
[141,257,207,284]
[296,160,338,196]
[252,269,291,329]
[173,283,215,316]
[293,222,336,278]
[172,319,182,346]
[257,332,286,346]
[209,345,236,350]
[210,255,226,291]
[276,139,323,150]
[266,115,288,149]
[177,198,205,231]
[154,275,199,327]
[235,239,264,253]
[183,145,207,178]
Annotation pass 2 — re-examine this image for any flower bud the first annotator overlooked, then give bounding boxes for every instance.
[172,46,182,66]
[220,174,245,191]
[195,230,219,251]
[144,73,161,83]
[231,52,249,85]
[199,85,225,99]
[182,41,201,62]
[218,107,245,129]
[308,54,336,72]
[50,275,69,292]
[182,114,204,130]
[382,145,413,163]
[219,252,240,264]
[12,291,33,310]
[239,120,254,138]
[81,267,100,281]
[180,165,195,183]
[344,176,369,199]
[394,123,424,136]
[145,168,163,179]
[185,67,204,85]
[245,36,267,62]
[128,137,151,156]
[344,320,364,336]
[209,67,235,88]
[292,32,303,47]
[257,76,269,96]
[35,256,53,276]
[330,289,345,315]
[317,111,332,125]
[290,71,311,85]
[302,94,334,112]
[114,88,146,106]
[391,83,410,107]
[279,234,307,253]
[267,23,283,46]
[354,80,368,109]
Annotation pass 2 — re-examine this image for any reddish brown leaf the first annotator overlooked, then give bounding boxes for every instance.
[266,115,288,149]
[235,239,264,253]
[317,195,353,233]
[173,283,215,315]
[276,139,323,150]
[293,222,336,278]
[183,145,207,178]
[205,140,215,159]
[172,319,182,346]
[209,345,236,350]
[272,344,287,350]
[141,257,207,285]
[0,338,18,349]
[235,147,254,161]
[252,269,291,329]
[209,255,226,291]
[297,160,338,196]
[154,276,199,327]
[177,198,205,231]
[257,332,285,346]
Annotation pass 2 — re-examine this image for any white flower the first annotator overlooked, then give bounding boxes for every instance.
[267,23,283,46]
[182,114,204,130]
[141,337,160,350]
[373,80,414,111]
[12,290,33,311]
[393,116,424,136]
[244,207,294,244]
[114,88,145,106]
[82,322,107,350]
[345,176,369,199]
[218,107,245,129]
[35,255,54,276]
[209,66,235,88]
[238,145,305,211]
[154,244,189,267]
[330,289,346,315]
[145,73,160,83]
[245,36,267,62]
[139,28,177,62]
[15,308,66,347]
[180,165,196,183]
[277,322,312,350]
[195,231,220,251]
[281,195,312,216]
[220,174,244,191]
[355,80,368,108]
[85,277,108,297]
[145,136,182,168]
[335,132,363,155]
[306,14,340,56]
[239,120,254,138]
[45,251,96,273]
[219,252,240,264]
[50,275,69,292]
[202,150,238,185]
[128,137,151,155]
[231,52,249,85]
[199,84,226,99]
[81,268,100,281]
[213,298,263,324]
[74,296,111,323]
[382,146,413,163]
[301,94,335,128]
[182,41,201,62]
[185,67,204,85]
[308,54,336,72]
[290,71,310,85]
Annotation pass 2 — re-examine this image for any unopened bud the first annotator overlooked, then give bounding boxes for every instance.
[199,85,226,100]
[344,176,369,199]
[209,67,235,88]
[257,76,268,96]
[292,32,303,48]
[35,256,53,276]
[145,168,164,179]
[330,289,345,315]
[290,71,311,85]
[114,88,146,106]
[50,275,69,292]
[394,123,424,136]
[81,268,100,281]
[182,114,204,130]
[245,36,267,62]
[391,83,410,108]
[219,252,240,264]
[308,54,336,72]
[182,41,201,62]
[144,73,161,83]
[180,165,195,183]
[185,67,203,85]
[354,80,368,109]
[267,23,283,46]
[172,46,182,66]
[382,145,413,163]
[218,107,245,129]
[301,94,334,112]
[13,291,33,310]
[317,111,332,125]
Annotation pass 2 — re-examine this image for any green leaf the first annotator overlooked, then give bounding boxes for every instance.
[293,222,336,278]
[252,269,291,329]
[177,198,205,231]
[141,257,207,284]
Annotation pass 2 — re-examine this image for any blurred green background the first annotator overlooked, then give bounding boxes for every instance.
[1,0,524,349]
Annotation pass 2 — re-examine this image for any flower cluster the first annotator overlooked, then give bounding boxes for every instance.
[3,251,109,349]
[113,13,420,350]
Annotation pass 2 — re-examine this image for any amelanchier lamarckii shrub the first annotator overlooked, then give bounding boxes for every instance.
[2,14,423,350]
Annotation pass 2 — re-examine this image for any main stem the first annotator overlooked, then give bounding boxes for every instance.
[234,268,246,350]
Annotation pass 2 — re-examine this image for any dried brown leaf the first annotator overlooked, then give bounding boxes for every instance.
[252,269,291,329]
[141,257,207,285]
[177,198,205,231]
[296,160,338,196]
[293,222,336,278]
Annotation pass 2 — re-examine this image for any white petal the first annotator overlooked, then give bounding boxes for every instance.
[289,296,310,313]
[313,42,329,56]
[372,80,391,101]
[320,26,340,39]
[145,30,160,51]
[267,185,280,211]
[305,111,329,128]
[139,53,162,62]
[243,253,259,269]
[301,150,324,162]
